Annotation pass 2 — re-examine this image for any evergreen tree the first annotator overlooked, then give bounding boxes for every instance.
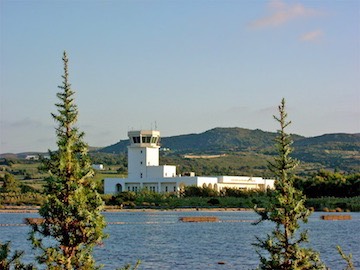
[253,98,326,269]
[29,51,106,270]
[2,173,21,193]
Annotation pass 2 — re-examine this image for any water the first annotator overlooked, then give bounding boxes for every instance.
[1,211,359,269]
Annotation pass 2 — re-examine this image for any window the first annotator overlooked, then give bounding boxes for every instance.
[151,137,158,144]
[142,136,151,143]
[140,173,143,178]
[165,186,168,192]
[116,184,122,193]
[133,137,140,143]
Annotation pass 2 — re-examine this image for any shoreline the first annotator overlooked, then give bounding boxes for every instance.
[0,205,256,213]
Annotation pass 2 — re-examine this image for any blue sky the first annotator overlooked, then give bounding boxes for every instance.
[1,0,359,153]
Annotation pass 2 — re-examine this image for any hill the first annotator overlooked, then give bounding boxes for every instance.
[2,128,359,174]
[99,127,305,154]
[97,128,359,173]
[293,133,360,171]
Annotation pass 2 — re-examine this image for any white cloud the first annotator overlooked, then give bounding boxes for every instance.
[249,0,321,29]
[300,29,323,42]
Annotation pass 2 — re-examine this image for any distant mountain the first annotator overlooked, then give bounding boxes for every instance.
[96,128,359,172]
[98,127,298,154]
[2,128,359,173]
[98,128,360,155]
[292,133,360,170]
[0,152,47,159]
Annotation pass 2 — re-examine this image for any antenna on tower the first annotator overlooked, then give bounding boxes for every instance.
[155,121,158,130]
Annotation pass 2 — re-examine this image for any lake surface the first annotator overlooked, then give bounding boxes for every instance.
[1,211,359,269]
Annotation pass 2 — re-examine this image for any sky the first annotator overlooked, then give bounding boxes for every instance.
[1,0,359,153]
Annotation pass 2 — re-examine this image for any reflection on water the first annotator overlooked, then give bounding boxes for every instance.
[0,211,359,269]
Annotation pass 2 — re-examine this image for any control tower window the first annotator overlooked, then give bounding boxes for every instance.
[151,137,158,144]
[133,136,140,143]
[142,136,151,143]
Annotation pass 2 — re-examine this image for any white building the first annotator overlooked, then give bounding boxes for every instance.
[92,164,104,170]
[104,130,275,194]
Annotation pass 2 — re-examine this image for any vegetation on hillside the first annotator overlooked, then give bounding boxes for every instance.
[1,161,358,210]
[94,127,359,173]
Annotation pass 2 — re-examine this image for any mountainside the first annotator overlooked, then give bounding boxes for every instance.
[99,127,305,154]
[293,133,360,170]
[2,128,359,173]
[97,128,359,173]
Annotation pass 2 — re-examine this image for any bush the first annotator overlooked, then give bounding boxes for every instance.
[207,198,220,205]
[0,192,45,205]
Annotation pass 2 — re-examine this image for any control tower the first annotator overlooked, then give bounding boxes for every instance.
[127,130,161,179]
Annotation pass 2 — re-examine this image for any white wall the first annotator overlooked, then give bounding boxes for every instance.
[104,178,126,194]
[147,165,176,178]
[128,147,159,179]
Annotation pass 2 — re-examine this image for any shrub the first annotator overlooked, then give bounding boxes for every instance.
[207,198,220,205]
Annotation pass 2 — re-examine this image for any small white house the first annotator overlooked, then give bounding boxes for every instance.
[104,130,275,194]
[92,164,104,170]
[25,155,39,160]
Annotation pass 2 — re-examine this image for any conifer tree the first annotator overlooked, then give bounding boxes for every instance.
[29,51,106,270]
[253,98,326,270]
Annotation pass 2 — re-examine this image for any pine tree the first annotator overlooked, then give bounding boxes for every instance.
[253,98,326,270]
[29,51,107,270]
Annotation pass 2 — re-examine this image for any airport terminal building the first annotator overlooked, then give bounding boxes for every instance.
[104,130,275,194]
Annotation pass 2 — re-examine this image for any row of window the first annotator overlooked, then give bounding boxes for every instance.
[132,136,159,144]
[202,183,218,189]
[121,185,176,192]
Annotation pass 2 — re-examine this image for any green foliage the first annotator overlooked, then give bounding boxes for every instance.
[0,241,36,270]
[207,198,220,205]
[1,173,21,193]
[89,152,127,167]
[305,196,360,212]
[0,192,45,205]
[337,246,355,270]
[29,52,106,270]
[254,99,326,269]
[103,188,276,209]
[293,134,360,172]
[295,170,360,198]
[183,185,219,197]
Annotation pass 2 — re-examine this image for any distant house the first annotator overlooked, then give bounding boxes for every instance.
[25,155,39,160]
[91,164,104,170]
[104,130,275,194]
